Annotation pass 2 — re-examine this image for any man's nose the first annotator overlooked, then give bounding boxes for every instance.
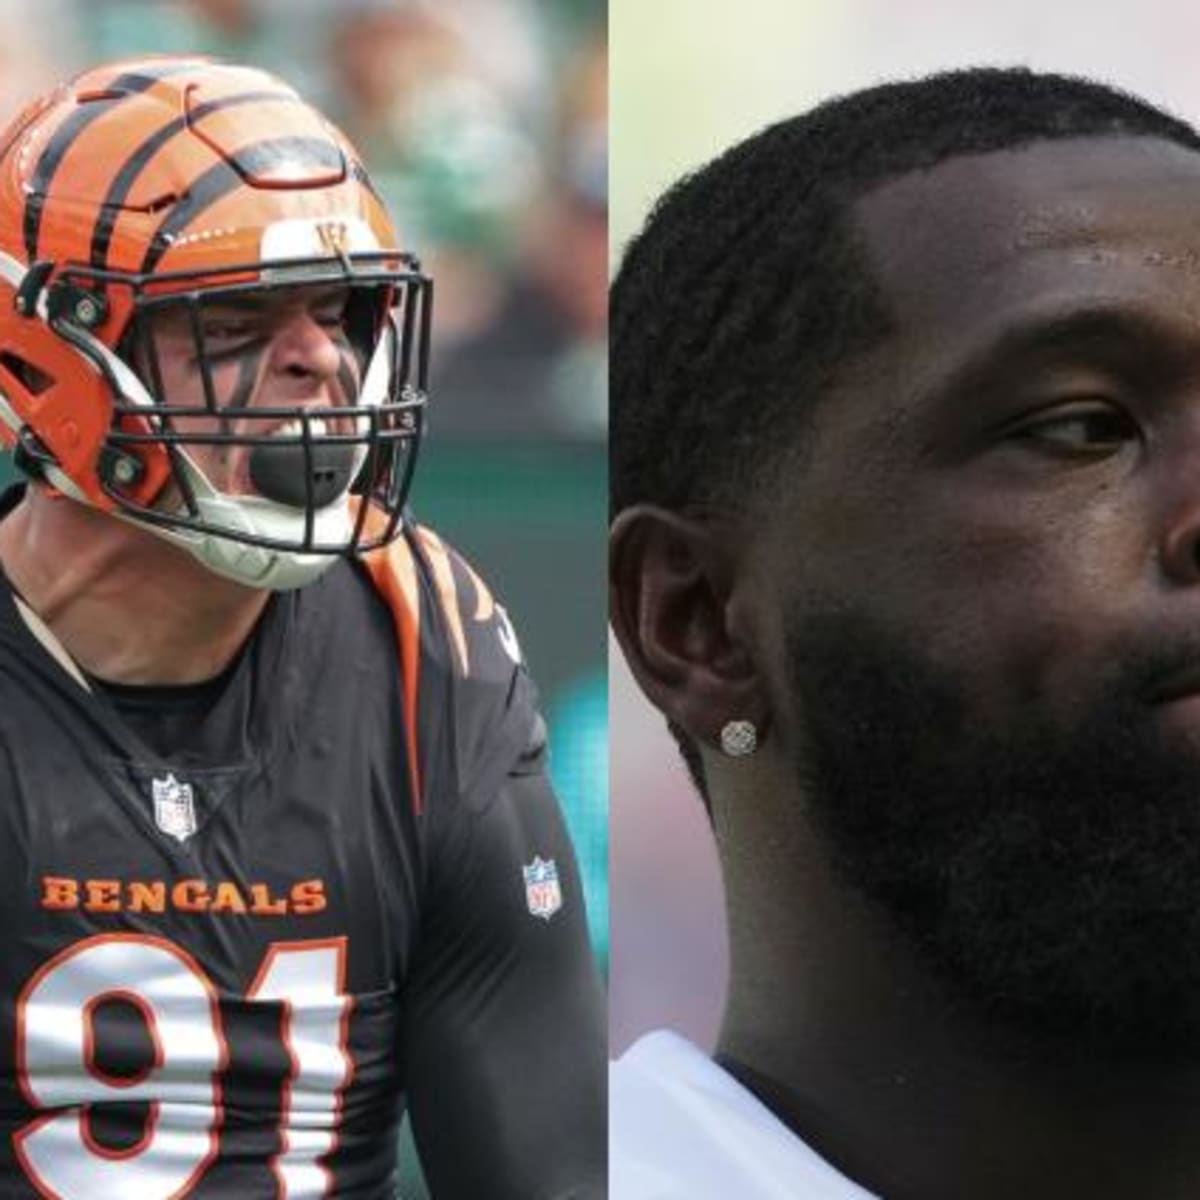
[1159,439,1200,586]
[267,309,342,382]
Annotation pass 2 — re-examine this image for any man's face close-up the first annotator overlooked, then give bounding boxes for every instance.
[142,284,364,500]
[755,135,1200,1054]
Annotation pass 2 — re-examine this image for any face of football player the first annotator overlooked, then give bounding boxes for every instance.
[142,285,362,498]
[757,135,1200,1053]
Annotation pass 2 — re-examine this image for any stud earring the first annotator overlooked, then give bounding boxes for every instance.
[719,719,758,757]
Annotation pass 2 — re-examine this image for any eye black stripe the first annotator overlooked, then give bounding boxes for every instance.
[141,137,346,274]
[337,352,358,402]
[24,65,194,262]
[89,90,300,271]
[227,347,262,412]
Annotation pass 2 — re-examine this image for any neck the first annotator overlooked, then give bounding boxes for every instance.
[0,488,270,684]
[713,755,1200,1200]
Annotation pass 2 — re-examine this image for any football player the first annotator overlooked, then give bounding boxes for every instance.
[0,57,604,1198]
[611,68,1200,1198]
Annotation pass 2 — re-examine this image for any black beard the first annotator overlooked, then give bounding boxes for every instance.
[788,612,1200,1057]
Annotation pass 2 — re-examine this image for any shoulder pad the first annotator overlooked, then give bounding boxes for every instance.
[360,519,544,814]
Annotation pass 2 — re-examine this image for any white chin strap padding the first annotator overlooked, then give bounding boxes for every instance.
[182,497,348,590]
[149,451,356,590]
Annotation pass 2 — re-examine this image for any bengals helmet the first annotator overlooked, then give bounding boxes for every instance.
[0,56,431,588]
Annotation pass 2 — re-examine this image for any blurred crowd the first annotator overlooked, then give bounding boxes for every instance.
[6,0,607,443]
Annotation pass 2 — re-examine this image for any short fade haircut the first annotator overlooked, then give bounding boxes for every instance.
[610,67,1200,799]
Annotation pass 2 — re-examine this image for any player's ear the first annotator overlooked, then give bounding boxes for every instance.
[610,504,764,746]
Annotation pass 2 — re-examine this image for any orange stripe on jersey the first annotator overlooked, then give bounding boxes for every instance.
[357,508,423,813]
[416,527,468,677]
[457,552,496,623]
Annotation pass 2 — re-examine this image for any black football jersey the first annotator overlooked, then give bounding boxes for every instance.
[0,520,605,1198]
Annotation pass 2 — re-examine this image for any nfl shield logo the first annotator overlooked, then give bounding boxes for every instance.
[523,857,562,921]
[152,773,197,843]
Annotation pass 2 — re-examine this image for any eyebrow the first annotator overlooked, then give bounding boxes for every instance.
[921,303,1195,410]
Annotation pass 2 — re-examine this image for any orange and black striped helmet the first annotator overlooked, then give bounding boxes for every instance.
[0,55,431,589]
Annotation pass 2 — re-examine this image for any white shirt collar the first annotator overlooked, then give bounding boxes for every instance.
[611,1030,880,1199]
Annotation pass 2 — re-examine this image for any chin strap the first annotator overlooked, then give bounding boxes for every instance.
[144,450,353,590]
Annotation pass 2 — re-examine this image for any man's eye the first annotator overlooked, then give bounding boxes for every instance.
[315,311,349,334]
[201,317,266,344]
[1009,405,1140,454]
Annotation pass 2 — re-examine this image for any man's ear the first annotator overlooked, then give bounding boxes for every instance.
[610,504,766,748]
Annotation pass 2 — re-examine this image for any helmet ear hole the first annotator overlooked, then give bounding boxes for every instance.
[0,351,54,395]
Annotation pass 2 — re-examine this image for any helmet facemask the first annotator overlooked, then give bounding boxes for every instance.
[0,56,433,588]
[41,251,431,588]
